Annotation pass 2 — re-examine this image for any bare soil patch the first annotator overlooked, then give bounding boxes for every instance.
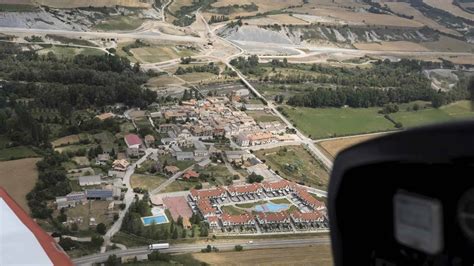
[319,134,384,158]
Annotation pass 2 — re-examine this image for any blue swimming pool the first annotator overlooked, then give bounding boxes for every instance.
[142,215,169,225]
[254,202,289,212]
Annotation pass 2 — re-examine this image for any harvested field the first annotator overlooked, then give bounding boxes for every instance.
[179,72,218,83]
[0,158,41,212]
[354,41,430,52]
[291,7,423,27]
[51,134,81,147]
[35,0,151,8]
[0,146,38,161]
[244,14,309,26]
[38,46,105,58]
[212,0,295,13]
[444,54,474,65]
[421,36,474,53]
[147,75,184,87]
[319,134,384,159]
[423,0,474,21]
[131,46,195,63]
[385,2,461,36]
[95,16,145,31]
[246,110,281,123]
[193,245,333,266]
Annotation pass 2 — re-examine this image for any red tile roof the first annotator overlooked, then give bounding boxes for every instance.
[183,170,200,180]
[262,180,291,191]
[191,187,226,199]
[221,213,254,224]
[256,211,289,223]
[124,134,142,147]
[196,199,214,215]
[295,188,325,209]
[227,183,261,194]
[207,216,219,223]
[291,211,323,222]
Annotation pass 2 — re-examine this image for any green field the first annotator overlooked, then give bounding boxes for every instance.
[282,106,396,139]
[221,205,248,215]
[254,145,329,189]
[392,100,474,128]
[283,101,474,139]
[95,16,144,31]
[0,146,39,161]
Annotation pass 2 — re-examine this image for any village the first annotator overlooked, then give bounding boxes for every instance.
[53,90,328,236]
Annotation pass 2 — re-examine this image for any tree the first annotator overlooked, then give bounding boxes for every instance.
[235,245,243,251]
[177,216,183,227]
[172,227,178,239]
[96,223,107,235]
[181,228,187,238]
[105,255,121,266]
[91,235,104,248]
[58,237,76,251]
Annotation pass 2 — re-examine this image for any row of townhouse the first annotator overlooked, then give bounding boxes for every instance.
[290,210,325,225]
[236,131,277,147]
[294,188,326,211]
[256,211,291,225]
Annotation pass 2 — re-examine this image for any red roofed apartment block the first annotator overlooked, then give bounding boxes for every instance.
[190,187,227,200]
[227,183,262,197]
[0,187,73,265]
[124,134,143,149]
[290,210,325,224]
[196,199,215,217]
[295,188,326,211]
[221,213,255,227]
[256,211,290,225]
[261,179,293,193]
[206,216,220,228]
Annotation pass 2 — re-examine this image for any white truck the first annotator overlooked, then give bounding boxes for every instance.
[148,243,170,250]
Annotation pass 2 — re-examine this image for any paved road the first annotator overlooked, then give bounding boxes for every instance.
[150,165,195,195]
[0,26,204,43]
[73,237,330,265]
[103,149,157,250]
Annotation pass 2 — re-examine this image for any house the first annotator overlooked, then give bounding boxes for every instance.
[190,187,227,201]
[256,211,290,225]
[176,151,194,161]
[112,159,130,171]
[108,170,126,178]
[85,189,113,200]
[124,134,143,149]
[96,154,110,165]
[66,192,86,202]
[194,149,209,160]
[294,188,326,211]
[126,147,140,158]
[182,170,199,180]
[196,158,211,169]
[290,211,325,224]
[221,213,255,227]
[227,183,262,197]
[224,150,252,164]
[55,197,76,210]
[164,165,180,175]
[78,175,102,186]
[144,135,155,147]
